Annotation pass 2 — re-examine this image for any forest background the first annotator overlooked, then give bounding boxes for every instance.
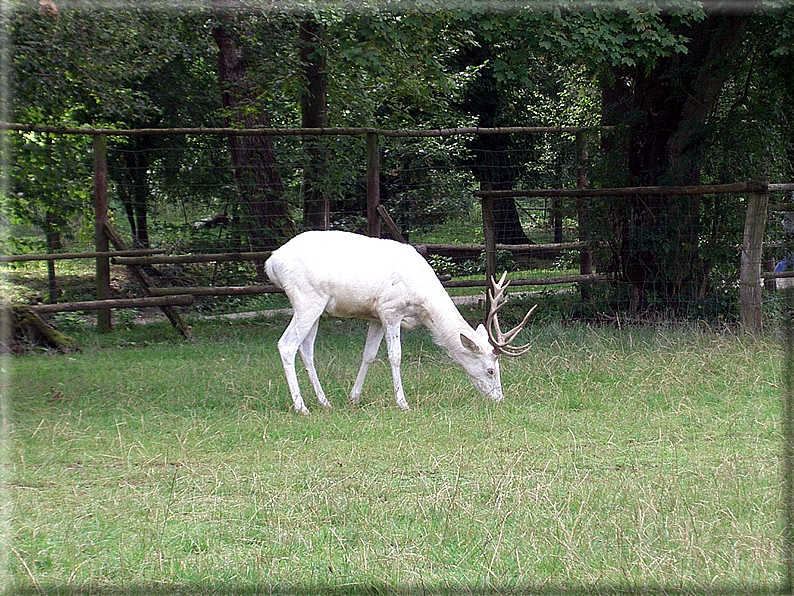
[3,0,794,316]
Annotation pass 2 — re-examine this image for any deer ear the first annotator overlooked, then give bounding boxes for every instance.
[460,333,482,353]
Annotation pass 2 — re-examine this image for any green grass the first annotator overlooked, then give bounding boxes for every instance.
[2,317,784,594]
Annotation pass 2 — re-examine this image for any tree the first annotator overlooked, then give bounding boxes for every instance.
[322,9,478,234]
[211,7,296,270]
[10,8,223,251]
[451,23,534,245]
[299,14,330,231]
[3,130,92,300]
[107,34,224,248]
[8,0,793,318]
[449,9,601,245]
[598,6,758,310]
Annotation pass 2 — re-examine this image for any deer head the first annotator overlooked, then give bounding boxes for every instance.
[486,272,537,357]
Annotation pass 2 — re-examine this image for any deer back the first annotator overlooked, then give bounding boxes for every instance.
[265,231,443,324]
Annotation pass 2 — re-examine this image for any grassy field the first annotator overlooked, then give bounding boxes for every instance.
[2,314,785,594]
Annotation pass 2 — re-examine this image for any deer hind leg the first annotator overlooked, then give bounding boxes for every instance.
[277,302,326,415]
[383,320,409,410]
[350,321,384,406]
[298,319,332,409]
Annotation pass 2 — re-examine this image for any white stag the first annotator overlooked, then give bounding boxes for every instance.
[265,230,535,414]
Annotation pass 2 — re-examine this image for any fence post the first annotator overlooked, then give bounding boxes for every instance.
[482,189,497,315]
[366,132,380,238]
[93,134,111,333]
[739,178,769,334]
[575,131,593,301]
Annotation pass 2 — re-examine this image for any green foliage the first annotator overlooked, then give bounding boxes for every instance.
[51,311,91,332]
[11,9,207,125]
[5,2,794,322]
[381,138,478,234]
[330,10,469,128]
[7,8,223,243]
[3,130,92,241]
[705,10,794,184]
[427,248,517,278]
[426,253,456,277]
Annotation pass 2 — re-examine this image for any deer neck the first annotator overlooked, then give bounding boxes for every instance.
[420,292,473,350]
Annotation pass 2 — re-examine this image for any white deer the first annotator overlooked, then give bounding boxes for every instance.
[265,230,535,414]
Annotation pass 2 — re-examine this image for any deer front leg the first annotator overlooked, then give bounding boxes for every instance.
[299,319,331,409]
[383,320,409,410]
[350,321,384,406]
[277,308,325,415]
[278,331,309,415]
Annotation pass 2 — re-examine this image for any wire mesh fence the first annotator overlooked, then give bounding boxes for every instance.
[2,123,792,326]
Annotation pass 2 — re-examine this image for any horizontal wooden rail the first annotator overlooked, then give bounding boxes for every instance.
[30,294,194,314]
[4,242,589,267]
[0,121,607,138]
[421,241,587,257]
[0,248,164,263]
[764,271,794,279]
[112,251,272,266]
[112,243,586,267]
[474,181,767,199]
[146,274,604,298]
[147,285,281,297]
[444,273,605,288]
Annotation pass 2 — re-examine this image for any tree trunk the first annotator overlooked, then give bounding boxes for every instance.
[457,40,532,246]
[2,305,78,354]
[125,137,152,248]
[113,135,153,248]
[470,154,531,245]
[299,16,330,231]
[494,193,531,245]
[602,12,752,311]
[212,11,295,277]
[45,211,62,303]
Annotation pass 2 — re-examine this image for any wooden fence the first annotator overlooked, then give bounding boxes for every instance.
[2,122,792,336]
[477,179,794,334]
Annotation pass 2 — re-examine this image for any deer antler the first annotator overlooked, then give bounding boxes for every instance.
[486,272,537,357]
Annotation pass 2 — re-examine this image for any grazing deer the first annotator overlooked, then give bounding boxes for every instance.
[265,230,535,414]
